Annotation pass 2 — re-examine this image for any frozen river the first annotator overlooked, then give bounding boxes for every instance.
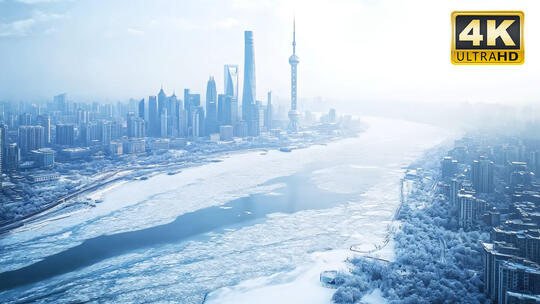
[0,117,450,303]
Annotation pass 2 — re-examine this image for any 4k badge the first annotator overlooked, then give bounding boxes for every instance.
[451,11,524,65]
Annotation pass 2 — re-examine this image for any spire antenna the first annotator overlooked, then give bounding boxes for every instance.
[292,16,296,55]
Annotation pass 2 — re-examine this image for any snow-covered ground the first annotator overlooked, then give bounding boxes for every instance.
[0,117,452,303]
[205,185,399,304]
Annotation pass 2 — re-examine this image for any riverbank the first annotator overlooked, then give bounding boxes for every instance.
[204,128,453,304]
[331,145,488,303]
[0,125,361,236]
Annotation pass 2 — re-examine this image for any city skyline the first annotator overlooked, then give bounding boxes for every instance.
[1,23,296,113]
[2,0,540,105]
[1,1,540,303]
[0,20,333,181]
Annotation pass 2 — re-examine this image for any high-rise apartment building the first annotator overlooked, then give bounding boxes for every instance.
[55,124,75,146]
[472,157,494,193]
[127,113,145,138]
[18,125,44,155]
[37,115,51,145]
[441,156,458,179]
[5,143,19,170]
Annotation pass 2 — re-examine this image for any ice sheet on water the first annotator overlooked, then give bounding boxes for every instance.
[311,165,384,194]
[0,148,316,271]
[0,117,451,303]
[4,180,400,303]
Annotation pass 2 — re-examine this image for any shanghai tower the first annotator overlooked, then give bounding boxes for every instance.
[242,30,259,136]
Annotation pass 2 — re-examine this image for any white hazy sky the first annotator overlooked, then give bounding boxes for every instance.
[0,0,539,105]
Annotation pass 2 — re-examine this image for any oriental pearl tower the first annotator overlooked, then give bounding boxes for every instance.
[288,18,300,133]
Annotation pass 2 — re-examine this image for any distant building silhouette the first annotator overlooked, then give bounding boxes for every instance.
[472,156,494,193]
[206,77,218,134]
[191,106,205,138]
[219,125,233,141]
[157,87,168,137]
[148,96,159,137]
[5,143,19,170]
[18,126,44,155]
[79,122,98,147]
[127,113,145,138]
[184,89,201,133]
[56,124,75,146]
[160,109,168,138]
[98,121,112,145]
[168,92,179,137]
[441,156,458,179]
[328,108,336,123]
[222,65,239,128]
[138,98,145,120]
[37,115,51,145]
[265,91,272,130]
[54,93,68,113]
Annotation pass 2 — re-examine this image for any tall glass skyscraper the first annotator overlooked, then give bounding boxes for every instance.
[138,98,145,120]
[265,91,272,130]
[242,31,259,136]
[242,31,255,121]
[222,65,239,128]
[205,76,217,134]
[157,87,168,137]
[224,65,238,98]
[148,95,159,137]
[167,92,178,137]
[157,86,167,116]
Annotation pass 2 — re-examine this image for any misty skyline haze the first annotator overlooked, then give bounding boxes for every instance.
[1,0,540,106]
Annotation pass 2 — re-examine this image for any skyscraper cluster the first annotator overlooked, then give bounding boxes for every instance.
[440,137,540,303]
[0,25,302,175]
[137,28,288,140]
